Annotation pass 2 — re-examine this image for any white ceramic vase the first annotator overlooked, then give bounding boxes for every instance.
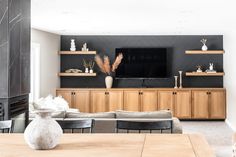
[105,76,113,89]
[202,44,208,51]
[24,109,63,150]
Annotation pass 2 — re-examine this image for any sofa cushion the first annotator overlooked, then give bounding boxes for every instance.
[115,110,172,119]
[66,112,116,118]
[29,110,65,118]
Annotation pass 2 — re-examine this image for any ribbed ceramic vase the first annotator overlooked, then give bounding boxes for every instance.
[24,109,63,150]
[105,76,113,88]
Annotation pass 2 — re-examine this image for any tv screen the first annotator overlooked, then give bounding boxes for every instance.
[115,48,168,78]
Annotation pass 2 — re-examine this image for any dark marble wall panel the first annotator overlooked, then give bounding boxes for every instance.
[20,0,31,95]
[0,0,9,98]
[61,35,223,88]
[0,0,30,98]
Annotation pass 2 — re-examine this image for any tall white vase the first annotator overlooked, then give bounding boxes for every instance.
[24,109,63,150]
[105,76,113,89]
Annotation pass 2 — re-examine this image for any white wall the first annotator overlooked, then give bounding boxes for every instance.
[31,29,60,97]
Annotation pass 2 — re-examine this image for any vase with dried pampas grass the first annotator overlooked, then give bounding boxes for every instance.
[95,53,123,88]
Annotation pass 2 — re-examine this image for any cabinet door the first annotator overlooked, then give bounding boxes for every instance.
[141,90,158,111]
[192,91,209,119]
[175,91,191,118]
[91,91,107,113]
[74,90,90,112]
[209,90,226,119]
[107,90,123,111]
[158,91,174,111]
[56,91,73,107]
[124,90,140,111]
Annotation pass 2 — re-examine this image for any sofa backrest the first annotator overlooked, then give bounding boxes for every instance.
[115,110,172,119]
[66,112,116,118]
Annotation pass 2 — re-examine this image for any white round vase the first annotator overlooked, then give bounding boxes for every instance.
[105,76,113,88]
[202,44,208,51]
[24,109,63,150]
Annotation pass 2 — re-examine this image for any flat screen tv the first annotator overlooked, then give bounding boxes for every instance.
[115,48,168,78]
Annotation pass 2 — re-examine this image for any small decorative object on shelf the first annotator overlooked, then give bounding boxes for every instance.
[24,109,62,150]
[196,65,203,72]
[206,63,217,73]
[83,59,89,73]
[95,53,123,88]
[65,69,82,73]
[70,39,76,51]
[179,71,183,88]
[174,76,178,89]
[89,61,95,73]
[200,38,208,51]
[81,43,89,51]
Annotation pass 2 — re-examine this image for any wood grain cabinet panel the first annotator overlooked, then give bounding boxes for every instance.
[209,91,226,119]
[141,90,158,111]
[158,91,174,111]
[175,91,191,118]
[91,91,107,113]
[56,91,73,107]
[74,91,90,112]
[124,91,140,111]
[107,90,123,111]
[192,91,209,119]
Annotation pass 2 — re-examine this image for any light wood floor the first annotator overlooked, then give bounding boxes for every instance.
[182,121,233,157]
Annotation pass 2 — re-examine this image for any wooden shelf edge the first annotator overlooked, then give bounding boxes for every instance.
[185,72,225,76]
[185,50,224,54]
[59,51,97,55]
[58,73,97,77]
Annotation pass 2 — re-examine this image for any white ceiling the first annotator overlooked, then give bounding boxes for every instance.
[31,0,236,35]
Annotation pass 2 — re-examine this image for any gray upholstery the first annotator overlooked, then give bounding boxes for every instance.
[29,110,66,118]
[115,110,172,119]
[29,110,182,134]
[66,112,116,118]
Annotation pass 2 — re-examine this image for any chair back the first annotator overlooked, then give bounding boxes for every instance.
[116,120,173,133]
[0,120,14,133]
[57,119,94,133]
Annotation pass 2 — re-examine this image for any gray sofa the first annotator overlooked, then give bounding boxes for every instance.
[29,110,182,133]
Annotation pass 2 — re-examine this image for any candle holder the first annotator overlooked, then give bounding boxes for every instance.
[174,76,178,88]
[179,71,183,88]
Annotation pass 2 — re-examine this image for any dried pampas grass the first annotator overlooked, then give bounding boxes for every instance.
[95,53,123,75]
[104,56,111,74]
[112,53,123,72]
[94,55,106,73]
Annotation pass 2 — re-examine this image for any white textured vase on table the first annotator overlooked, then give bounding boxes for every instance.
[24,109,63,150]
[105,76,113,88]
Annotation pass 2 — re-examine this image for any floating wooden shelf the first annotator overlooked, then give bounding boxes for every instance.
[186,72,225,76]
[185,50,224,54]
[59,51,97,55]
[58,73,97,77]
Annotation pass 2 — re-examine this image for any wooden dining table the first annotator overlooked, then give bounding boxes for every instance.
[0,134,215,157]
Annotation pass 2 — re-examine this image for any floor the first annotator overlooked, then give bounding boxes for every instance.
[182,121,234,157]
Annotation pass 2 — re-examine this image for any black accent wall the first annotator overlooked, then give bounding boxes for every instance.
[60,35,223,88]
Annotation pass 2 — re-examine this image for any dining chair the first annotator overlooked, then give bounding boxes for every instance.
[0,120,14,133]
[116,120,173,133]
[57,119,94,133]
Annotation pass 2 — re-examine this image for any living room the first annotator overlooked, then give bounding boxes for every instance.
[1,0,236,157]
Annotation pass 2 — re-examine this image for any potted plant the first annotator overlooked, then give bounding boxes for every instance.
[95,53,123,88]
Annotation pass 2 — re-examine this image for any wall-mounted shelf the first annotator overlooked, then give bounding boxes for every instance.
[186,72,225,76]
[185,50,224,54]
[58,73,97,77]
[59,51,97,55]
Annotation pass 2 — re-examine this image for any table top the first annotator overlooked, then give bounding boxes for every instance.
[0,134,215,157]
